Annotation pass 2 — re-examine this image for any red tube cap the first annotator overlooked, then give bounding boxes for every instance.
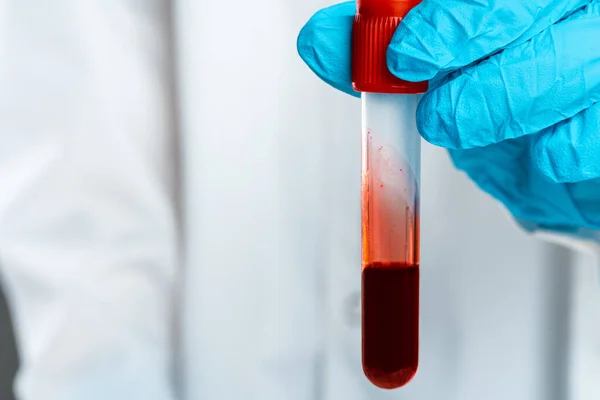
[352,0,428,94]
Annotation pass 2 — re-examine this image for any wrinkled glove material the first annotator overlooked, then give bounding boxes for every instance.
[298,0,600,231]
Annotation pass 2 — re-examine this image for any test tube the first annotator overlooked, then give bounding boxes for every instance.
[352,0,427,390]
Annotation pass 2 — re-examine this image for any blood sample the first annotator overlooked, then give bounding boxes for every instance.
[360,94,421,389]
[352,0,426,390]
[362,263,419,389]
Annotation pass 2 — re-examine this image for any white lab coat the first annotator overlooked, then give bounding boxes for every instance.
[0,1,599,400]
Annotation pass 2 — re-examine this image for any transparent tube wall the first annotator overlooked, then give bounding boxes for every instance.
[362,93,420,265]
[361,93,421,389]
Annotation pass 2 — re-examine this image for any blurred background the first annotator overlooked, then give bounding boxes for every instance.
[0,288,17,400]
[0,1,599,400]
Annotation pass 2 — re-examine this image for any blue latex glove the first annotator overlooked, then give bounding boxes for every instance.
[297,0,600,231]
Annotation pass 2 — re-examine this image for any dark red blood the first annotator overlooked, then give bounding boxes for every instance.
[362,262,419,389]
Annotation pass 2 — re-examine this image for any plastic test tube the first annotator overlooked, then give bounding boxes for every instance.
[352,0,427,390]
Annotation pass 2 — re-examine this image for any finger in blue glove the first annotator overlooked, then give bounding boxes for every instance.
[297,1,358,97]
[387,0,591,81]
[416,3,600,150]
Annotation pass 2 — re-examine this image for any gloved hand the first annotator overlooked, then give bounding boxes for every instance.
[297,0,600,232]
